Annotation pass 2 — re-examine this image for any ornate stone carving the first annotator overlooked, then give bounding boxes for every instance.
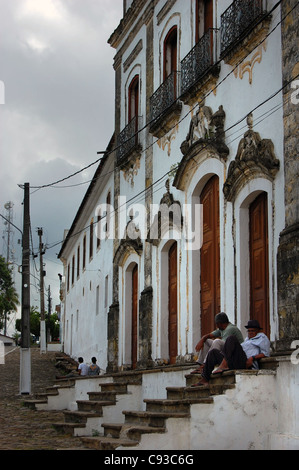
[147,180,183,245]
[180,105,229,160]
[233,43,267,85]
[173,105,228,191]
[223,113,280,201]
[113,214,143,266]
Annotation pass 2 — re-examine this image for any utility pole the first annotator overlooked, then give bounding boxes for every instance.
[47,285,52,343]
[38,228,46,353]
[20,183,31,395]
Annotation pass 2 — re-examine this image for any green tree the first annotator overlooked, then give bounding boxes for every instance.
[15,307,60,341]
[0,256,19,329]
[15,306,41,337]
[47,313,60,341]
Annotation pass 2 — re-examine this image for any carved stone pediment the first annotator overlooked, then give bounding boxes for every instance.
[113,216,143,266]
[147,180,183,245]
[223,113,280,201]
[180,105,229,160]
[173,105,228,191]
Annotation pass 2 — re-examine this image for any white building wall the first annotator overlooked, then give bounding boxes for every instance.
[113,0,284,366]
[61,157,114,370]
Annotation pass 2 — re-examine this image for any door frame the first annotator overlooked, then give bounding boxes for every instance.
[235,180,273,339]
[159,238,180,363]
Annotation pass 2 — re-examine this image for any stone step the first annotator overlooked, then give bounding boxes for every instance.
[35,389,59,399]
[54,378,76,387]
[144,397,213,413]
[87,391,118,402]
[166,383,235,400]
[185,369,237,387]
[23,399,48,410]
[81,436,139,450]
[102,422,123,438]
[100,382,129,393]
[102,422,167,441]
[123,410,190,427]
[63,410,103,424]
[52,422,86,435]
[110,372,143,385]
[76,399,115,412]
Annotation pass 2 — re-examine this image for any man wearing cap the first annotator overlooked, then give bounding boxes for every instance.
[191,312,244,374]
[192,319,270,386]
[239,320,271,370]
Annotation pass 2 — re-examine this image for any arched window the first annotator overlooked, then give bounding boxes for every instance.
[163,26,178,80]
[128,75,139,123]
[196,0,213,43]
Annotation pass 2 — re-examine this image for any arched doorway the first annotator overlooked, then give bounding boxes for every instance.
[200,175,220,335]
[168,242,178,364]
[249,192,270,337]
[131,264,138,369]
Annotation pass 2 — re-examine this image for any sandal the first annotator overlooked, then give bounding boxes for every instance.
[212,367,229,375]
[190,367,203,374]
[191,379,209,387]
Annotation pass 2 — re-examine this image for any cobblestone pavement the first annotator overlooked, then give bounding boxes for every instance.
[0,346,87,450]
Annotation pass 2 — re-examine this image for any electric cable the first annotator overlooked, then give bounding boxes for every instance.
[19,0,294,191]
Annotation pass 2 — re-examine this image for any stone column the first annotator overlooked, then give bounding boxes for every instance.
[107,53,122,372]
[277,0,299,350]
[138,6,154,369]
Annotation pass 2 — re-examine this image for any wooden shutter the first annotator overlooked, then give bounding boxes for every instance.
[131,265,138,369]
[200,175,220,335]
[168,242,178,364]
[249,193,270,337]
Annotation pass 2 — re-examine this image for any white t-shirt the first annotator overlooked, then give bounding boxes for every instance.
[78,362,89,376]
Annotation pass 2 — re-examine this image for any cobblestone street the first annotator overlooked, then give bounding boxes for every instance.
[0,346,87,450]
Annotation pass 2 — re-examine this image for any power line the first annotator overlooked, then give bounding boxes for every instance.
[19,0,292,192]
[45,79,295,253]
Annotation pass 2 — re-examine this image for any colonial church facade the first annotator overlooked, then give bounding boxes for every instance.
[58,0,298,378]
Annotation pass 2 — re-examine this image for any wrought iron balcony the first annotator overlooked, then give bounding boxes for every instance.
[149,71,180,124]
[116,116,142,166]
[220,0,267,57]
[181,28,217,97]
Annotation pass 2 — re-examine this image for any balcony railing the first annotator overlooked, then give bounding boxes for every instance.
[149,71,180,123]
[220,0,267,56]
[181,28,216,97]
[117,116,142,165]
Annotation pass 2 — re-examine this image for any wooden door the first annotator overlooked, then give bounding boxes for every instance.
[164,27,178,100]
[131,265,138,369]
[168,242,178,364]
[128,75,139,122]
[196,0,213,42]
[204,0,213,32]
[249,193,270,337]
[200,175,220,335]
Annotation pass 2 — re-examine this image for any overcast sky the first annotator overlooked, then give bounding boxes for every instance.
[0,0,123,332]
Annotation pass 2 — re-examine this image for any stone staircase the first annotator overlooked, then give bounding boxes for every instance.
[79,370,237,450]
[24,355,279,449]
[23,378,76,411]
[79,357,278,450]
[52,373,143,438]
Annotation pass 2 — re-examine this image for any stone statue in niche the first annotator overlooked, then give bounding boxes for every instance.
[181,105,229,160]
[223,113,280,201]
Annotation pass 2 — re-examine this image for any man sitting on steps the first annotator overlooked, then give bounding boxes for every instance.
[191,312,244,375]
[192,319,271,387]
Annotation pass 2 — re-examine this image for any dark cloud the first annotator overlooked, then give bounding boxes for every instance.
[0,0,123,325]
